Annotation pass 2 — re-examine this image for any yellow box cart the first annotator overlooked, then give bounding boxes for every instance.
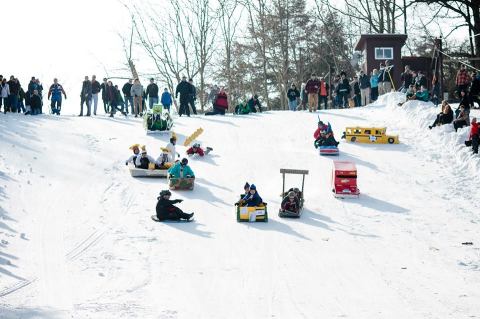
[236,202,268,222]
[342,127,399,144]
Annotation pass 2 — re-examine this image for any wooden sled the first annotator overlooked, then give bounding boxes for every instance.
[278,168,308,218]
[129,166,168,177]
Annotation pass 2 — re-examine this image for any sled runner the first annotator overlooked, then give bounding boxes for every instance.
[331,161,359,198]
[151,215,194,222]
[278,168,309,218]
[236,203,268,222]
[129,165,168,177]
[144,105,173,134]
[168,176,195,190]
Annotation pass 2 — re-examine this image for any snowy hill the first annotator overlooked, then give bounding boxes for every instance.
[1,94,479,319]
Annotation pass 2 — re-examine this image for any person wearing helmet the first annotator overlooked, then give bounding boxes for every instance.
[135,145,157,169]
[156,190,194,221]
[125,143,141,167]
[186,143,213,157]
[168,157,195,178]
[238,184,263,207]
[281,191,300,213]
[314,120,339,148]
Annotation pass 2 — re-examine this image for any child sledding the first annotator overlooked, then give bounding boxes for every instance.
[314,120,339,156]
[168,158,195,190]
[126,145,173,177]
[151,190,194,222]
[186,143,213,157]
[235,183,268,222]
[278,169,308,218]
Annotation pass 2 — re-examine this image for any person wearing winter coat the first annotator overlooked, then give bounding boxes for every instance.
[281,191,300,213]
[465,118,479,154]
[459,90,472,110]
[370,69,379,101]
[168,158,195,178]
[7,76,19,113]
[135,146,157,169]
[100,78,108,113]
[351,76,361,107]
[91,75,101,115]
[175,76,192,117]
[156,148,174,169]
[234,102,250,115]
[400,65,413,93]
[30,90,42,115]
[470,71,480,108]
[359,70,370,106]
[122,79,134,114]
[415,85,429,102]
[453,105,470,132]
[156,190,194,221]
[381,60,394,94]
[130,78,144,117]
[125,144,140,167]
[1,79,10,113]
[305,73,320,112]
[188,78,197,115]
[107,81,125,117]
[336,72,350,108]
[456,64,471,96]
[414,71,428,90]
[239,184,263,207]
[186,143,212,157]
[287,84,300,111]
[429,101,454,129]
[314,121,339,148]
[79,76,92,116]
[247,95,262,113]
[48,78,67,115]
[161,88,173,112]
[318,78,329,110]
[146,78,159,109]
[205,88,228,115]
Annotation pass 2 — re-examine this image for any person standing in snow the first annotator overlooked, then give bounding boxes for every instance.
[1,78,10,113]
[130,78,144,117]
[91,75,101,115]
[47,78,67,115]
[465,118,479,154]
[161,88,172,113]
[122,79,134,115]
[100,78,109,113]
[370,69,379,101]
[79,76,92,116]
[305,73,320,112]
[30,90,42,115]
[146,78,159,109]
[176,76,192,117]
[188,78,198,115]
[287,84,300,111]
[156,190,194,221]
[358,70,370,106]
[456,64,471,97]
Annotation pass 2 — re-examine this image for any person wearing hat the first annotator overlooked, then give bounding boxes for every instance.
[135,145,157,169]
[186,143,213,157]
[156,147,174,169]
[146,78,159,109]
[287,84,300,111]
[156,190,194,221]
[125,144,141,167]
[175,75,192,117]
[281,190,300,213]
[168,158,195,178]
[247,94,262,113]
[166,135,180,163]
[238,184,262,207]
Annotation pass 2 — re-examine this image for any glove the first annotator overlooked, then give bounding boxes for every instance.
[234,202,239,206]
[178,199,183,202]
[125,161,128,166]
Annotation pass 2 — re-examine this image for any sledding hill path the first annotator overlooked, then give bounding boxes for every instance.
[0,94,479,318]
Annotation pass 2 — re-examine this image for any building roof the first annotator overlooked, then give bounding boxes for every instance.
[355,34,408,51]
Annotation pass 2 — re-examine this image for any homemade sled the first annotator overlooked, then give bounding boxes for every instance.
[236,203,268,222]
[151,215,194,223]
[129,165,168,177]
[319,145,339,156]
[168,176,195,190]
[144,105,174,134]
[341,127,399,144]
[278,168,309,218]
[331,161,359,198]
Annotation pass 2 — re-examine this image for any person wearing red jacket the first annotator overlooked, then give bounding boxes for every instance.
[205,87,228,115]
[186,143,213,157]
[465,117,479,154]
[305,73,320,112]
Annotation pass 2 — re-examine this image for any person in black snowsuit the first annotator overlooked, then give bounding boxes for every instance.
[188,78,197,115]
[176,76,192,117]
[156,190,194,221]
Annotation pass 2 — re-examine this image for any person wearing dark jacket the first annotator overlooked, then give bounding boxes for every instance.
[469,71,480,108]
[7,76,19,113]
[91,75,101,115]
[156,190,194,221]
[30,90,42,115]
[336,72,350,108]
[281,191,300,213]
[381,60,394,94]
[188,78,197,115]
[358,70,370,106]
[122,79,134,114]
[239,184,263,207]
[429,101,454,129]
[400,66,412,93]
[175,76,192,116]
[247,94,262,113]
[205,88,228,115]
[351,76,361,107]
[79,76,92,116]
[146,78,159,109]
[287,84,300,111]
[47,78,67,115]
[100,78,108,113]
[305,73,320,112]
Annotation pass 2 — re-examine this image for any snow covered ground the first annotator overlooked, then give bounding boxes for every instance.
[0,93,479,319]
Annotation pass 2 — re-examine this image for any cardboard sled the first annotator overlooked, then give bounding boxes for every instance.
[168,176,195,190]
[237,204,268,222]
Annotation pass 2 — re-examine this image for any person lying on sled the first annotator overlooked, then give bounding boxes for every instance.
[237,184,263,207]
[135,146,157,169]
[186,143,213,157]
[156,147,174,169]
[281,191,300,213]
[156,190,194,221]
[168,158,195,178]
[125,143,141,167]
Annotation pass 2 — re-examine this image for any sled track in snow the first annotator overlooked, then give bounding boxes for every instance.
[0,277,37,298]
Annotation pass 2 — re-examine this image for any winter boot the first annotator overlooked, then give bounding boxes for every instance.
[205,147,213,155]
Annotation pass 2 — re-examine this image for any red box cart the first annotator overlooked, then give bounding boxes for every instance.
[331,161,360,198]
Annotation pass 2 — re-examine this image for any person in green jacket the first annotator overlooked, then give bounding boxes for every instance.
[234,102,250,114]
[168,158,195,178]
[415,85,429,102]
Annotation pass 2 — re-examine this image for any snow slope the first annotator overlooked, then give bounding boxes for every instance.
[0,94,479,319]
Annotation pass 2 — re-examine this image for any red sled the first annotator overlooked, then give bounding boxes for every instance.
[331,161,359,198]
[319,146,339,156]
